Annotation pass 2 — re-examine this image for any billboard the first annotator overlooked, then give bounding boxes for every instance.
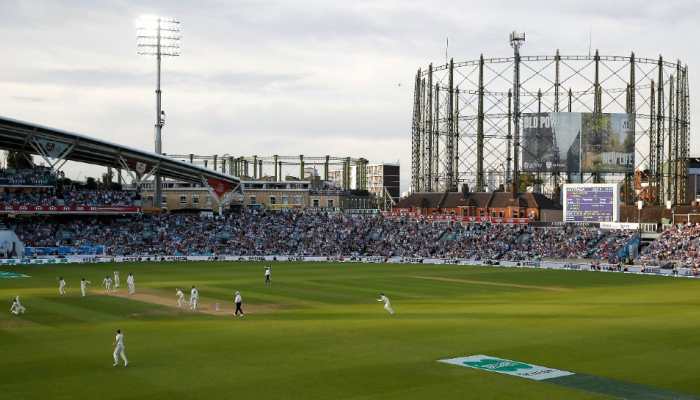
[522,112,634,174]
[562,183,620,222]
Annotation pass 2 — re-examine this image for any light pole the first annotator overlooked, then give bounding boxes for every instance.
[666,199,674,226]
[136,15,181,209]
[510,31,525,193]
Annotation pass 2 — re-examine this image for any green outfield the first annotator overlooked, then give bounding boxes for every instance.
[1,261,700,399]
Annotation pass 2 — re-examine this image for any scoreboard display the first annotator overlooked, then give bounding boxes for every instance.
[562,183,619,223]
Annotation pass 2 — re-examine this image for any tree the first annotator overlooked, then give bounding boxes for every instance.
[85,177,98,190]
[5,151,33,169]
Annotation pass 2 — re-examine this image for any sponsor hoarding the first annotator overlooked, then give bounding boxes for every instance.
[0,205,141,215]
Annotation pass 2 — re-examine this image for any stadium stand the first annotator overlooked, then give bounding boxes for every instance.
[0,167,56,186]
[4,210,640,261]
[637,223,700,268]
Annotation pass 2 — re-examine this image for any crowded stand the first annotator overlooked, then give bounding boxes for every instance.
[637,223,700,268]
[0,167,56,186]
[0,167,139,208]
[0,189,139,208]
[5,210,640,261]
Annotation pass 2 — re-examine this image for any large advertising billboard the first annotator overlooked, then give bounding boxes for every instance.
[562,183,620,223]
[522,112,634,174]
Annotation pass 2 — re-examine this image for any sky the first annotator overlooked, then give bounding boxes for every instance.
[1,0,699,193]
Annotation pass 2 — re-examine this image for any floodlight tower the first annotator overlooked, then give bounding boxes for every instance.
[510,31,525,192]
[136,15,181,208]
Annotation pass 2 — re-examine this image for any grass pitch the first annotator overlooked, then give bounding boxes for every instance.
[2,261,700,399]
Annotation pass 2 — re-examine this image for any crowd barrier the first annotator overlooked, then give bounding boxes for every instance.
[0,254,697,279]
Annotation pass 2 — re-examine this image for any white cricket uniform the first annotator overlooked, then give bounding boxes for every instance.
[10,297,25,315]
[190,288,199,310]
[176,290,185,308]
[378,295,394,315]
[126,275,135,295]
[103,277,113,292]
[80,280,90,297]
[265,268,271,286]
[10,300,25,315]
[59,279,66,295]
[113,333,128,366]
[113,271,120,288]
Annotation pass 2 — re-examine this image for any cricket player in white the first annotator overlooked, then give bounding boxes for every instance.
[264,266,271,287]
[126,273,135,295]
[176,288,185,308]
[80,278,91,297]
[112,329,128,367]
[190,286,199,311]
[10,296,25,315]
[58,277,66,296]
[377,293,394,315]
[102,276,113,293]
[113,271,120,288]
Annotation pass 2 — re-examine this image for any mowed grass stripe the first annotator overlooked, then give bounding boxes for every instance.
[410,274,571,291]
[2,261,700,399]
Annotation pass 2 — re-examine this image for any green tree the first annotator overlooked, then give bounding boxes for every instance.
[5,151,33,169]
[86,177,98,190]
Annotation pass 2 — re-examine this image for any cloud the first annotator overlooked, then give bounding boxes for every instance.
[0,0,698,193]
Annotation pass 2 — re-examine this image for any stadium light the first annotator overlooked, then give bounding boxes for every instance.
[509,31,525,192]
[136,14,181,208]
[637,200,643,235]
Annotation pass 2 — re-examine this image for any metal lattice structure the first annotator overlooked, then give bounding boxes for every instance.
[411,44,690,205]
[167,154,369,191]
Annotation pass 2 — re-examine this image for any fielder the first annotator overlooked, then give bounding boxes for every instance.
[10,296,25,315]
[113,271,120,289]
[126,273,135,295]
[102,275,113,293]
[264,266,271,287]
[189,286,199,311]
[377,293,395,315]
[80,278,91,297]
[112,329,128,367]
[234,291,244,317]
[176,288,185,308]
[58,277,66,296]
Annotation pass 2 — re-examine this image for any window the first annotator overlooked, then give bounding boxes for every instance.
[270,196,276,205]
[249,196,256,205]
[192,195,199,204]
[179,195,187,205]
[282,196,288,205]
[313,199,319,207]
[327,199,334,208]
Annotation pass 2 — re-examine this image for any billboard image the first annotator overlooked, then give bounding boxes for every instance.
[522,113,579,172]
[562,183,620,223]
[581,113,634,173]
[521,112,634,174]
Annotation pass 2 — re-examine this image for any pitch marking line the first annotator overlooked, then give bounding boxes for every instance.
[411,275,571,292]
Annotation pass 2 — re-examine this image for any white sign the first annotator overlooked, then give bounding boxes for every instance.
[439,355,574,381]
